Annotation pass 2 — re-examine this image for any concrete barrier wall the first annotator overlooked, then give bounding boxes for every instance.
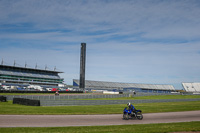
[103,91,119,94]
[0,96,7,102]
[13,98,40,106]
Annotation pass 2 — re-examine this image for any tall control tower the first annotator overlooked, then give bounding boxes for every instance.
[79,43,86,91]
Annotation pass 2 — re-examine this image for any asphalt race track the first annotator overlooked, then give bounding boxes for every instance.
[0,111,200,127]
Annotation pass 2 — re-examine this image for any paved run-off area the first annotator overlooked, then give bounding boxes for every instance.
[0,111,199,127]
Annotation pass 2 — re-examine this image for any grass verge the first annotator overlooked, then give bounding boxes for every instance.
[0,121,199,133]
[79,94,200,100]
[0,100,200,115]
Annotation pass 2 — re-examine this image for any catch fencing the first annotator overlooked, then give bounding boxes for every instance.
[3,92,178,101]
[4,93,129,101]
[3,92,196,106]
[40,98,200,106]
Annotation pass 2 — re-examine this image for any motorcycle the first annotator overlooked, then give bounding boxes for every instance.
[55,91,59,96]
[123,107,143,120]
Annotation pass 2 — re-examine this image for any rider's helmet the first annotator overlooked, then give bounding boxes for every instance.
[127,102,131,107]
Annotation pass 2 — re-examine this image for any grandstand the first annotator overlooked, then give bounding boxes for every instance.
[73,79,175,93]
[0,64,64,89]
[182,83,200,92]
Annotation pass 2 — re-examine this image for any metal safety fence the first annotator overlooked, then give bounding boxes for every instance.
[3,92,179,101]
[40,98,200,106]
[4,93,129,101]
[2,92,199,106]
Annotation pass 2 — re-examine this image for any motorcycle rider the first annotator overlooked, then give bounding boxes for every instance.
[55,90,59,96]
[127,102,136,115]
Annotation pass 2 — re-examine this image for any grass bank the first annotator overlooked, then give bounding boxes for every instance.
[80,94,200,100]
[0,100,200,115]
[0,121,200,133]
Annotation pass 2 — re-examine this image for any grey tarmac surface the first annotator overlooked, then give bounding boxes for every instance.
[0,111,200,127]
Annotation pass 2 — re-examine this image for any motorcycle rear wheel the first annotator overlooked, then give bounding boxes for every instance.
[123,113,129,120]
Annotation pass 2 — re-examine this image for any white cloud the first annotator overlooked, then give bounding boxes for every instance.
[0,0,200,89]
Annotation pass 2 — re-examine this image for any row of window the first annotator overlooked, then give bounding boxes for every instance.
[1,75,61,81]
[0,77,62,84]
[5,80,58,86]
[0,75,63,84]
[0,67,58,75]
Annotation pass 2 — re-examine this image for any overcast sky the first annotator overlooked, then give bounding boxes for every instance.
[0,0,200,89]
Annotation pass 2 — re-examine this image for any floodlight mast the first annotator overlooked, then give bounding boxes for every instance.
[79,43,86,92]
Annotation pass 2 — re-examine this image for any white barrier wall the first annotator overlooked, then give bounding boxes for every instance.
[103,91,119,94]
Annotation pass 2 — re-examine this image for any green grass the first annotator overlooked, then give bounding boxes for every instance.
[0,100,200,115]
[133,94,200,99]
[1,95,200,132]
[80,94,200,100]
[0,121,200,133]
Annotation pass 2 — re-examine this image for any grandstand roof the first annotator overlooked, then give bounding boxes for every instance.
[0,64,63,74]
[182,83,200,92]
[73,79,175,90]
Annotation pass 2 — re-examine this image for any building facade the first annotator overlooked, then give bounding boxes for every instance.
[0,64,64,89]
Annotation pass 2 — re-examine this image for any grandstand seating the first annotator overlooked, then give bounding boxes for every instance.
[0,64,64,87]
[182,83,200,92]
[73,79,175,91]
[0,70,60,79]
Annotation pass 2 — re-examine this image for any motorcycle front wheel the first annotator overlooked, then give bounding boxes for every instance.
[136,113,143,120]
